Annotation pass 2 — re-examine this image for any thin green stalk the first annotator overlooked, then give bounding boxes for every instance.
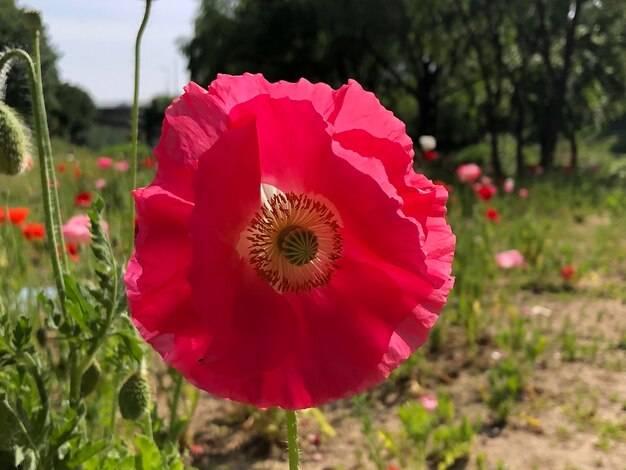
[31,29,68,270]
[0,49,66,310]
[128,0,153,255]
[70,261,118,406]
[167,371,184,443]
[143,410,154,441]
[285,410,300,470]
[107,374,120,439]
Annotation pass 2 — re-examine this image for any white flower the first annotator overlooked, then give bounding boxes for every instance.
[418,135,437,151]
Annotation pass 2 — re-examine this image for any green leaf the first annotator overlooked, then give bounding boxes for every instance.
[134,435,161,470]
[88,196,117,312]
[11,316,32,351]
[118,332,145,363]
[67,440,109,468]
[64,275,99,332]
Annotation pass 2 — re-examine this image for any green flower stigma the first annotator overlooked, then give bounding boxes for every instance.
[279,226,319,266]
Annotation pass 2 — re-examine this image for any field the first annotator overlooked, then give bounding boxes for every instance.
[0,138,625,470]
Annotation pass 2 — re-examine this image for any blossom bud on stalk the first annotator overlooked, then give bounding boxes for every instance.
[118,372,151,420]
[80,361,102,398]
[22,9,43,32]
[0,102,29,175]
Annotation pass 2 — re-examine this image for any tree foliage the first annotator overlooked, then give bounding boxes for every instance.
[0,0,97,145]
[184,0,626,174]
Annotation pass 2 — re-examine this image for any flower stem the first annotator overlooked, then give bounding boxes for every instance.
[166,371,184,443]
[128,0,153,255]
[285,410,300,470]
[0,48,66,311]
[31,27,68,271]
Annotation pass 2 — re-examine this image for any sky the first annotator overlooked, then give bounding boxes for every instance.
[19,0,199,106]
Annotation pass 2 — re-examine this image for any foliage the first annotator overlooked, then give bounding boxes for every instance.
[185,0,626,173]
[53,83,97,145]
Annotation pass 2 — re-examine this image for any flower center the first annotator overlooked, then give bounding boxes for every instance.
[277,226,319,266]
[246,188,342,292]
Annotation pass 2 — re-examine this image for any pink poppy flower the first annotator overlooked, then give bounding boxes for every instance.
[96,157,113,169]
[519,188,529,198]
[115,161,130,172]
[495,250,525,269]
[419,394,438,411]
[503,178,515,193]
[62,214,109,244]
[456,163,481,183]
[125,74,455,410]
[95,178,107,190]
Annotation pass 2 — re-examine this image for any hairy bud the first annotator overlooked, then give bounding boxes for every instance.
[80,361,102,398]
[23,9,43,32]
[0,102,28,175]
[118,372,151,420]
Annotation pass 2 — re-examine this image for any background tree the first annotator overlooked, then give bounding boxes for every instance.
[0,0,61,130]
[143,94,175,146]
[53,83,97,145]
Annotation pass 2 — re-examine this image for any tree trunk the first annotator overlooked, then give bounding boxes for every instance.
[489,127,502,177]
[417,59,439,136]
[515,115,525,178]
[537,0,583,169]
[569,131,578,169]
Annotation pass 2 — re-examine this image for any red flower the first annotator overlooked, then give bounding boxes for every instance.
[22,222,45,241]
[561,265,575,281]
[486,207,500,222]
[72,165,82,180]
[141,157,156,169]
[57,163,66,173]
[125,75,455,409]
[0,207,4,223]
[423,149,438,161]
[8,207,29,225]
[475,184,497,202]
[66,242,80,262]
[74,191,93,208]
[433,180,453,193]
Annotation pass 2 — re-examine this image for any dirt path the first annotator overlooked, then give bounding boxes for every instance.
[187,295,626,470]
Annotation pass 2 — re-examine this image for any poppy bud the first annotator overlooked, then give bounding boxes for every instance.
[23,9,42,32]
[0,102,28,175]
[118,372,151,420]
[80,361,102,398]
[35,328,47,348]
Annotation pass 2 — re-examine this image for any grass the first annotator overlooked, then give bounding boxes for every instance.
[0,136,625,468]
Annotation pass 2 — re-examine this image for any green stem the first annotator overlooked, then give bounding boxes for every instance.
[128,0,153,255]
[107,374,120,439]
[31,29,68,271]
[0,49,66,311]
[285,410,300,470]
[143,410,154,441]
[167,371,183,443]
[70,263,118,406]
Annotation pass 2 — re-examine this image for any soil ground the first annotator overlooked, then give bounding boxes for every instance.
[184,293,626,470]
